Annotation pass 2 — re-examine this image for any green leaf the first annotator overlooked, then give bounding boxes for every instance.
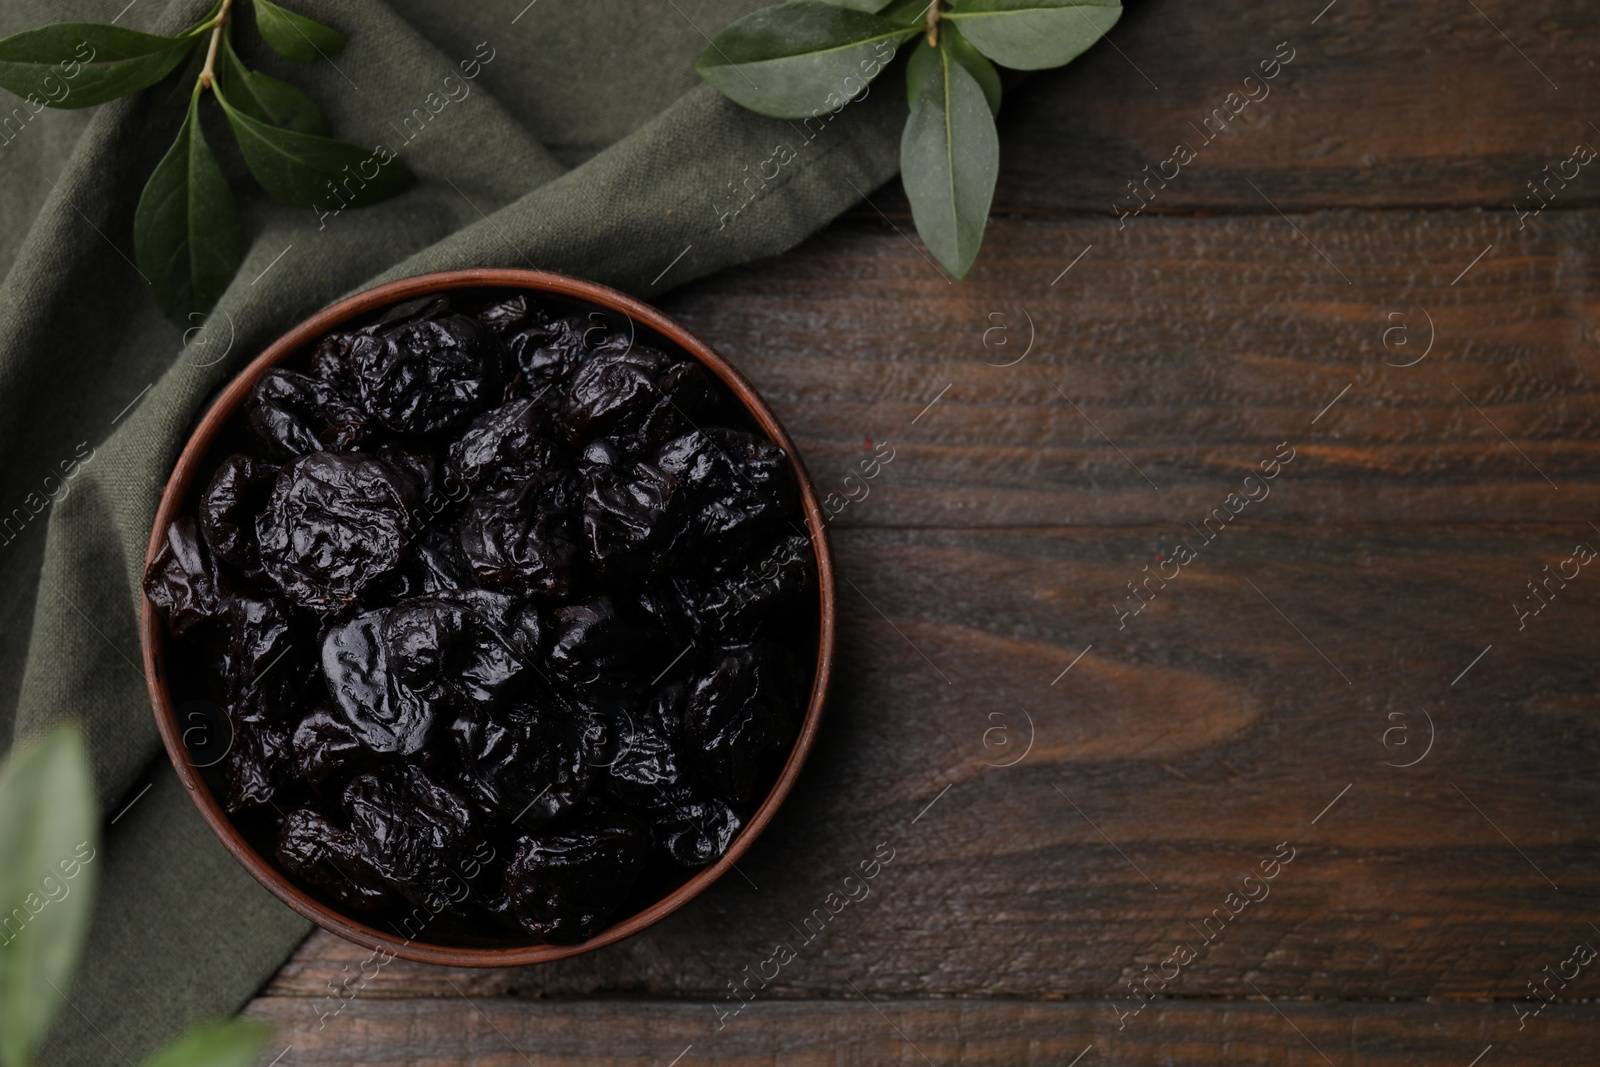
[906,26,1000,117]
[149,39,209,109]
[138,1019,269,1067]
[944,0,1120,69]
[880,0,935,25]
[0,23,197,109]
[819,0,897,10]
[901,42,998,279]
[0,723,98,1067]
[219,39,326,134]
[696,1,916,119]
[134,87,243,318]
[251,0,345,62]
[216,87,414,210]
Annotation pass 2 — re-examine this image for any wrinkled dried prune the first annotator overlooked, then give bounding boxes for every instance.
[648,786,744,868]
[561,341,670,441]
[382,590,528,715]
[321,609,437,756]
[246,368,369,458]
[278,808,395,912]
[199,453,278,571]
[346,300,503,434]
[451,698,591,828]
[548,597,648,696]
[688,533,815,640]
[345,766,476,904]
[456,477,581,599]
[145,516,223,635]
[292,704,380,789]
[258,452,416,612]
[580,457,678,580]
[502,815,648,943]
[223,717,293,813]
[504,315,591,387]
[655,429,795,556]
[474,293,544,337]
[683,645,800,806]
[612,361,718,456]
[445,397,562,496]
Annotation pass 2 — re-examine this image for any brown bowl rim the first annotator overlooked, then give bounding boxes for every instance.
[140,267,836,967]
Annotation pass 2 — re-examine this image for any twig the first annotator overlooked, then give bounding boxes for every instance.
[198,0,234,90]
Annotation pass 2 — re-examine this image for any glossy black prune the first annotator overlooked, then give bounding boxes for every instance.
[654,429,796,557]
[560,340,670,441]
[292,704,380,789]
[245,368,369,458]
[445,397,563,496]
[154,288,818,946]
[580,456,678,581]
[683,645,801,806]
[199,453,278,571]
[451,698,591,829]
[257,451,417,612]
[345,766,476,904]
[144,515,223,635]
[648,785,744,868]
[345,300,503,434]
[320,609,437,757]
[502,815,649,944]
[456,477,581,599]
[278,808,395,912]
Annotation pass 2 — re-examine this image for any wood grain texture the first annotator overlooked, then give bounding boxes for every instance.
[946,0,1598,216]
[245,997,1600,1065]
[244,0,1600,1059]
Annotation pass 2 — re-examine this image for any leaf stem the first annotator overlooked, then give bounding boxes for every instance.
[925,0,940,47]
[198,0,234,90]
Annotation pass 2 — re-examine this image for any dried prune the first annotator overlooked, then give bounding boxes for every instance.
[258,452,416,612]
[504,315,591,387]
[199,453,278,571]
[456,478,581,599]
[655,429,796,556]
[278,808,395,912]
[502,815,648,943]
[144,516,223,635]
[292,705,379,790]
[580,456,678,580]
[321,609,437,757]
[473,293,544,337]
[561,340,670,441]
[223,717,293,813]
[382,591,528,715]
[445,397,562,496]
[683,645,800,806]
[648,786,744,868]
[246,368,369,457]
[345,766,476,904]
[451,698,591,828]
[152,288,818,946]
[345,300,503,434]
[548,597,648,696]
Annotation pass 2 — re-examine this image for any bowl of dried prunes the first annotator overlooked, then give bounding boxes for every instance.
[140,268,834,965]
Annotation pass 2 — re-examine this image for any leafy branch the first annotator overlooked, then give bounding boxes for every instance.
[0,1,414,320]
[697,0,1121,278]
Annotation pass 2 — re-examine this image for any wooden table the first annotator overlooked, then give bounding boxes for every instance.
[246,1,1600,1062]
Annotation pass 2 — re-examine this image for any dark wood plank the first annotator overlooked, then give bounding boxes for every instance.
[669,211,1600,529]
[909,0,1600,216]
[255,202,1600,1016]
[245,997,1600,1065]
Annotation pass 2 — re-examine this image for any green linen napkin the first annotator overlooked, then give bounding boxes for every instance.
[0,1,902,1061]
